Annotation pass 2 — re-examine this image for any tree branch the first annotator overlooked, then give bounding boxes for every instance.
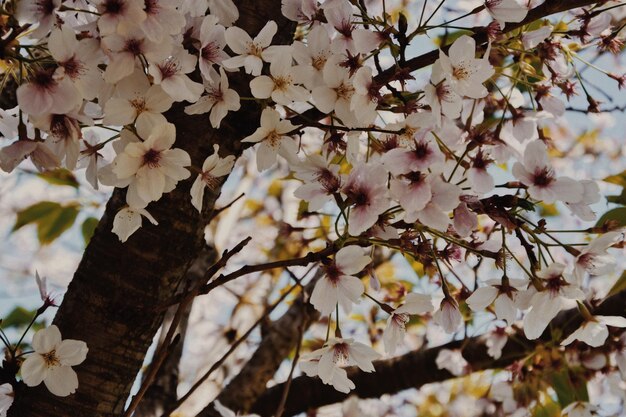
[196,273,322,417]
[251,288,626,417]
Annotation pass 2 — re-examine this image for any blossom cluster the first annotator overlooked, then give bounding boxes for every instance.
[1,0,625,415]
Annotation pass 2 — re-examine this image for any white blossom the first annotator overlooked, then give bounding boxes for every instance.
[112,206,159,242]
[437,35,495,99]
[223,20,278,76]
[310,246,370,315]
[185,67,241,128]
[241,108,297,171]
[0,383,13,417]
[383,292,434,355]
[21,325,88,397]
[111,122,191,208]
[190,145,235,212]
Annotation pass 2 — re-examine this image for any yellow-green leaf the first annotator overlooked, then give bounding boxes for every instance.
[603,171,626,188]
[596,207,626,228]
[37,168,80,188]
[13,201,80,245]
[37,205,79,244]
[13,201,62,231]
[81,217,99,245]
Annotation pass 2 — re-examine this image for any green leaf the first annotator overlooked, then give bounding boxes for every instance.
[81,217,99,245]
[532,400,560,417]
[596,207,626,228]
[13,201,62,231]
[1,307,36,329]
[550,368,589,408]
[606,270,626,298]
[13,201,80,245]
[606,189,626,206]
[36,168,79,188]
[603,170,626,188]
[37,205,79,245]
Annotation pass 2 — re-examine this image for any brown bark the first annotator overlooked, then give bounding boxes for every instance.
[135,248,217,417]
[251,289,626,417]
[8,2,295,416]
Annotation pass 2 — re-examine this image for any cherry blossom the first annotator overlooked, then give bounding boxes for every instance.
[323,0,380,54]
[435,349,468,376]
[433,297,463,333]
[16,69,81,116]
[241,108,297,171]
[140,0,186,42]
[102,29,171,84]
[310,246,370,315]
[300,337,380,393]
[0,383,13,417]
[485,0,528,28]
[561,315,626,347]
[293,153,342,211]
[14,0,61,39]
[425,61,463,127]
[466,278,526,324]
[437,35,495,99]
[341,163,389,236]
[48,26,104,101]
[30,109,91,170]
[312,59,358,127]
[21,325,88,397]
[111,122,191,208]
[103,70,173,133]
[185,67,241,128]
[0,140,60,173]
[523,263,585,340]
[513,140,584,204]
[292,26,332,89]
[148,48,204,103]
[197,16,229,80]
[250,54,309,106]
[112,206,159,242]
[282,0,318,24]
[190,145,235,212]
[223,20,278,76]
[383,292,434,355]
[94,0,147,36]
[381,133,444,175]
[573,231,622,285]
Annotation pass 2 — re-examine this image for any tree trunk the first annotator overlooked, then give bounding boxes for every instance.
[9,2,294,416]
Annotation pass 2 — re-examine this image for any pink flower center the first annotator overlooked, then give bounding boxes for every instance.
[332,343,350,364]
[32,69,57,91]
[158,58,180,79]
[103,0,125,15]
[201,42,221,62]
[532,167,555,187]
[124,38,144,56]
[144,0,159,15]
[62,56,85,79]
[142,148,162,168]
[35,0,56,16]
[42,350,60,367]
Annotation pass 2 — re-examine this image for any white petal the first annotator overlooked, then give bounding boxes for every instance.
[44,366,79,397]
[32,325,62,353]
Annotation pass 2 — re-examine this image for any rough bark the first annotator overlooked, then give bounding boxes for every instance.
[135,248,217,417]
[251,289,626,417]
[8,2,295,416]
